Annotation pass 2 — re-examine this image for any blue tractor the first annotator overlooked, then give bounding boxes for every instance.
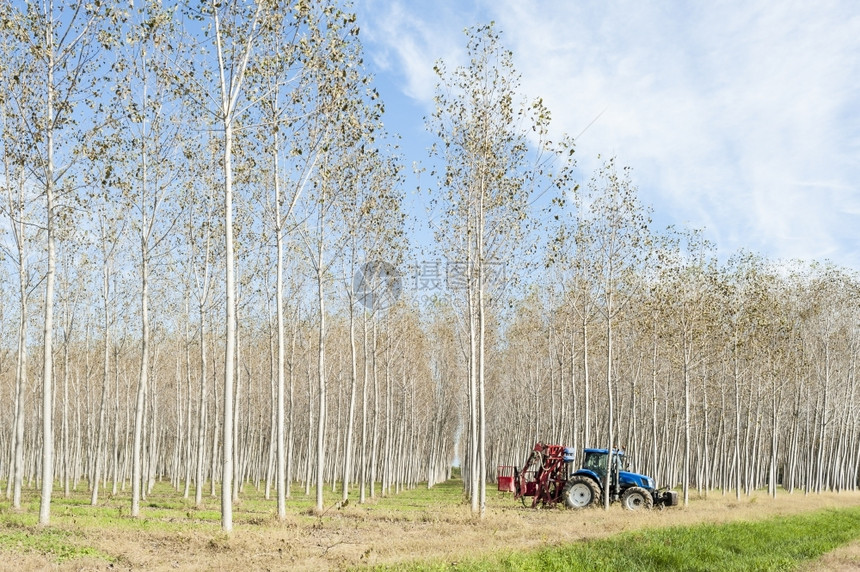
[500,443,678,510]
[562,447,678,510]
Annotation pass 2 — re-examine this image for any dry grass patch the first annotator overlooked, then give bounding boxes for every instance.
[802,539,860,571]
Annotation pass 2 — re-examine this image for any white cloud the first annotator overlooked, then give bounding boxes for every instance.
[356,0,471,103]
[356,0,860,269]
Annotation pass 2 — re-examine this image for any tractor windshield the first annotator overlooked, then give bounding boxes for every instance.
[582,451,608,475]
[620,454,632,471]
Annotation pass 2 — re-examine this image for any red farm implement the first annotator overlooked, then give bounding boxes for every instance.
[497,442,575,508]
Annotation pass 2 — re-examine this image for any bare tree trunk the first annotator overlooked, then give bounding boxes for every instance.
[603,290,614,511]
[183,303,193,498]
[275,194,287,519]
[359,313,369,503]
[583,319,591,447]
[733,350,742,500]
[304,365,313,496]
[683,338,691,506]
[476,199,487,516]
[370,320,379,499]
[315,254,326,513]
[10,237,27,509]
[651,321,659,482]
[111,350,122,496]
[221,118,236,531]
[232,294,242,502]
[195,304,208,506]
[342,289,358,502]
[287,326,296,499]
[131,207,150,518]
[91,253,111,505]
[211,367,219,499]
[466,266,478,513]
[61,333,69,498]
[39,75,57,528]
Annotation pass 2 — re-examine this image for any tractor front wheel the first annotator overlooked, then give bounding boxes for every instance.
[562,476,601,509]
[621,486,654,511]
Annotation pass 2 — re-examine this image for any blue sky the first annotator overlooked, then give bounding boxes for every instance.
[352,0,860,270]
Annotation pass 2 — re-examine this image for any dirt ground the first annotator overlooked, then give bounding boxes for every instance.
[801,539,860,571]
[5,489,860,571]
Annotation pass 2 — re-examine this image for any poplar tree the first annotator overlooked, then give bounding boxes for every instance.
[178,0,277,531]
[428,23,553,515]
[576,158,650,510]
[0,11,39,508]
[337,143,404,503]
[98,0,188,518]
[658,228,717,505]
[248,3,338,518]
[2,0,112,526]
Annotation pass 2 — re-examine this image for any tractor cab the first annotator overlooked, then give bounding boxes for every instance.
[574,448,655,492]
[580,448,610,477]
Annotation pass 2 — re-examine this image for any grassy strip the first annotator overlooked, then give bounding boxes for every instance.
[381,507,860,571]
[0,526,112,563]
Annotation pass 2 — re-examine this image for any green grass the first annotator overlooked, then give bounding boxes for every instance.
[377,507,860,571]
[0,478,441,563]
[0,479,318,563]
[0,525,112,563]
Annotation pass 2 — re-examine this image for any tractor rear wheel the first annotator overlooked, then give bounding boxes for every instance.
[562,476,601,509]
[621,486,654,511]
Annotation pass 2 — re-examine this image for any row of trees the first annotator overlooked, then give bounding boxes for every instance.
[491,234,860,506]
[1,1,857,534]
[0,294,457,504]
[0,0,423,531]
